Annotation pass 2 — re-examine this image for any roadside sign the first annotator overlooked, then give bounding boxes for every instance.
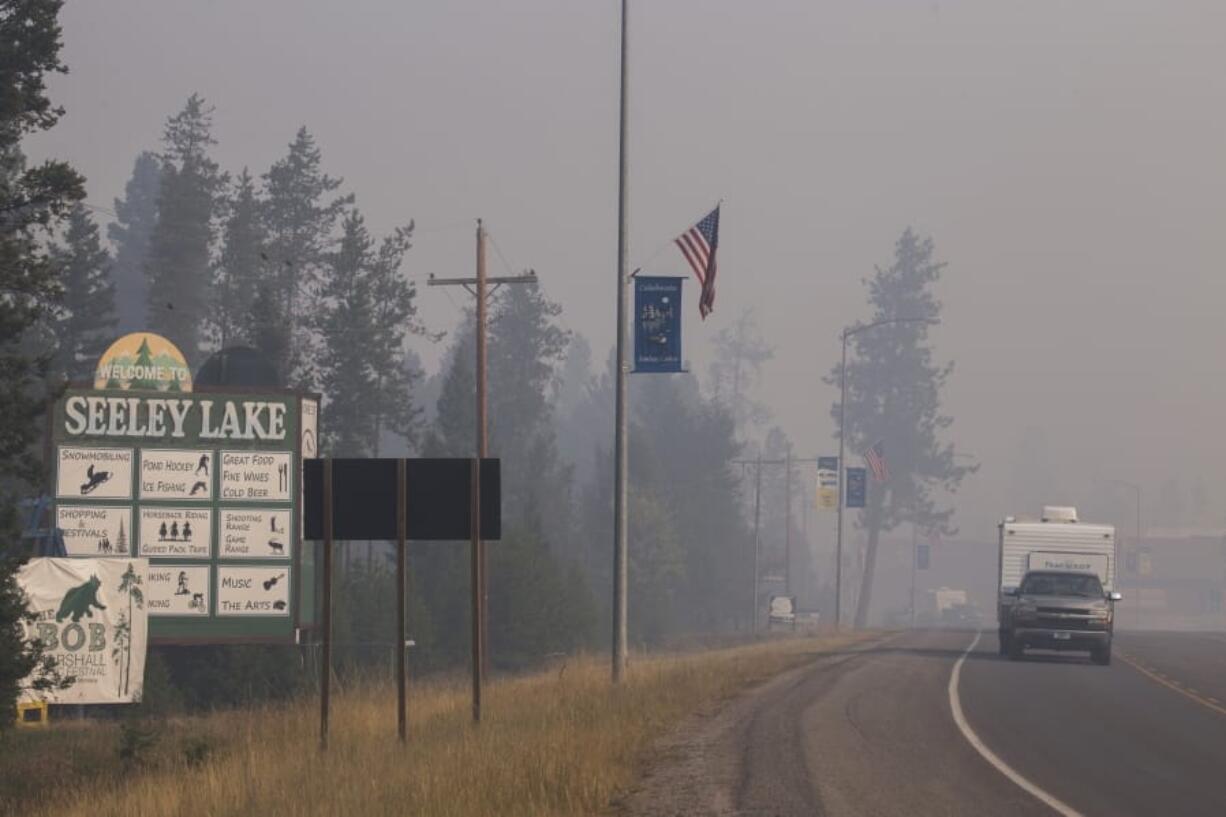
[49,386,314,644]
[633,276,684,373]
[768,594,797,629]
[845,467,867,508]
[303,458,501,541]
[17,558,149,704]
[817,456,838,509]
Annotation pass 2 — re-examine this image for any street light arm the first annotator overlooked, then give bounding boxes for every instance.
[843,316,939,340]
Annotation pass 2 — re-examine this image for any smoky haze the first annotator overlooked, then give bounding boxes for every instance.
[29,0,1226,544]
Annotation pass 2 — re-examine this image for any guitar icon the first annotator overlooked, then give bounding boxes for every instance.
[263,573,286,591]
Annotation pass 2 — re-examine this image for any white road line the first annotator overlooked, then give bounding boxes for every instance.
[947,631,1086,817]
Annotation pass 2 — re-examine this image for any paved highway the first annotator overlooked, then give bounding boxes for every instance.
[624,629,1226,817]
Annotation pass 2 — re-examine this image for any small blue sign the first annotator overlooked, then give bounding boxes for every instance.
[916,543,930,570]
[845,467,867,508]
[634,276,684,373]
[818,456,839,472]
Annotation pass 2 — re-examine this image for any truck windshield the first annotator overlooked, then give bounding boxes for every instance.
[1020,573,1104,597]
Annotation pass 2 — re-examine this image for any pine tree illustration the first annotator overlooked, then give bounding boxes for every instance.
[131,338,159,390]
[115,518,128,554]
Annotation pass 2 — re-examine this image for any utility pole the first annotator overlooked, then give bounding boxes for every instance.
[733,455,820,632]
[612,0,630,683]
[752,453,763,633]
[427,221,537,721]
[784,448,792,595]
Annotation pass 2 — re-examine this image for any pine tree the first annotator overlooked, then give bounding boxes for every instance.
[315,210,378,455]
[214,169,265,349]
[708,307,774,442]
[145,94,225,363]
[108,152,160,334]
[826,228,974,627]
[48,202,116,382]
[487,285,570,522]
[422,316,475,457]
[426,285,601,667]
[367,222,425,453]
[0,0,86,730]
[261,127,352,386]
[247,283,287,384]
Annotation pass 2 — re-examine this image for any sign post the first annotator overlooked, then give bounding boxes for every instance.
[396,458,407,743]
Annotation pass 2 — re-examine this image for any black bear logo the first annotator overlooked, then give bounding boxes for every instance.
[55,575,107,622]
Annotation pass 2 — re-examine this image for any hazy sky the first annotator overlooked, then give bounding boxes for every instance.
[29,1,1226,539]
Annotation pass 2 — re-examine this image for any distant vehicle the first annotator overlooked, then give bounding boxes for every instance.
[767,595,797,630]
[997,507,1121,664]
[1001,570,1121,664]
[939,601,983,629]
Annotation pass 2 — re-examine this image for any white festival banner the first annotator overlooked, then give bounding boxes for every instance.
[18,558,148,704]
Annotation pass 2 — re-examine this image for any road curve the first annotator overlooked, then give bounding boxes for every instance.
[621,628,1226,817]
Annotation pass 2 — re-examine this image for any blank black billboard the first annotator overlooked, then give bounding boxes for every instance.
[303,458,500,541]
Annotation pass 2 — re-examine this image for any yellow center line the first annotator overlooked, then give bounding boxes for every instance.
[1118,651,1226,718]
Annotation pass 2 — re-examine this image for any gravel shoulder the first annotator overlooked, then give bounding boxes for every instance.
[612,633,891,817]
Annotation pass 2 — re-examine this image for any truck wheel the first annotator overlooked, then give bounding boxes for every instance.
[998,632,1010,656]
[1091,644,1112,666]
[1007,638,1024,661]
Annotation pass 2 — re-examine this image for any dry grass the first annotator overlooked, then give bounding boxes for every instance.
[12,632,870,817]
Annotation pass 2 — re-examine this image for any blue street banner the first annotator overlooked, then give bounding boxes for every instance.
[916,542,930,570]
[845,467,867,508]
[633,276,684,373]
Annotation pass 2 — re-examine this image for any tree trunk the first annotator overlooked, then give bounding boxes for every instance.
[124,593,133,695]
[854,484,886,628]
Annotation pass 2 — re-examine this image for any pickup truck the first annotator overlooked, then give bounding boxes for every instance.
[1001,569,1122,664]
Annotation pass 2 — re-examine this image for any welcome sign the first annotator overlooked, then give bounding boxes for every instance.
[50,378,319,644]
[93,332,193,392]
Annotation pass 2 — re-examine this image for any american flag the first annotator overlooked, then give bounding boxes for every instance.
[674,205,720,319]
[864,440,889,483]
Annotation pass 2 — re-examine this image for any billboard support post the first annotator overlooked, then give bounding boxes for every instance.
[469,457,482,722]
[319,457,333,751]
[396,457,408,743]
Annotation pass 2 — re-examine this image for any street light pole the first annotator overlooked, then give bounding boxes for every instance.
[835,317,938,630]
[611,0,630,683]
[836,331,848,629]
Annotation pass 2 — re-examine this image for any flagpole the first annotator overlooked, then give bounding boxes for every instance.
[612,0,630,684]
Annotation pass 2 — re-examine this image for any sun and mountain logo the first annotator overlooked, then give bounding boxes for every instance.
[94,332,193,393]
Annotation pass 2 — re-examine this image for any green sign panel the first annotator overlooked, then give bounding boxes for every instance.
[50,388,319,644]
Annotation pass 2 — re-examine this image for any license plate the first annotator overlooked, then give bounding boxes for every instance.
[1052,632,1071,640]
